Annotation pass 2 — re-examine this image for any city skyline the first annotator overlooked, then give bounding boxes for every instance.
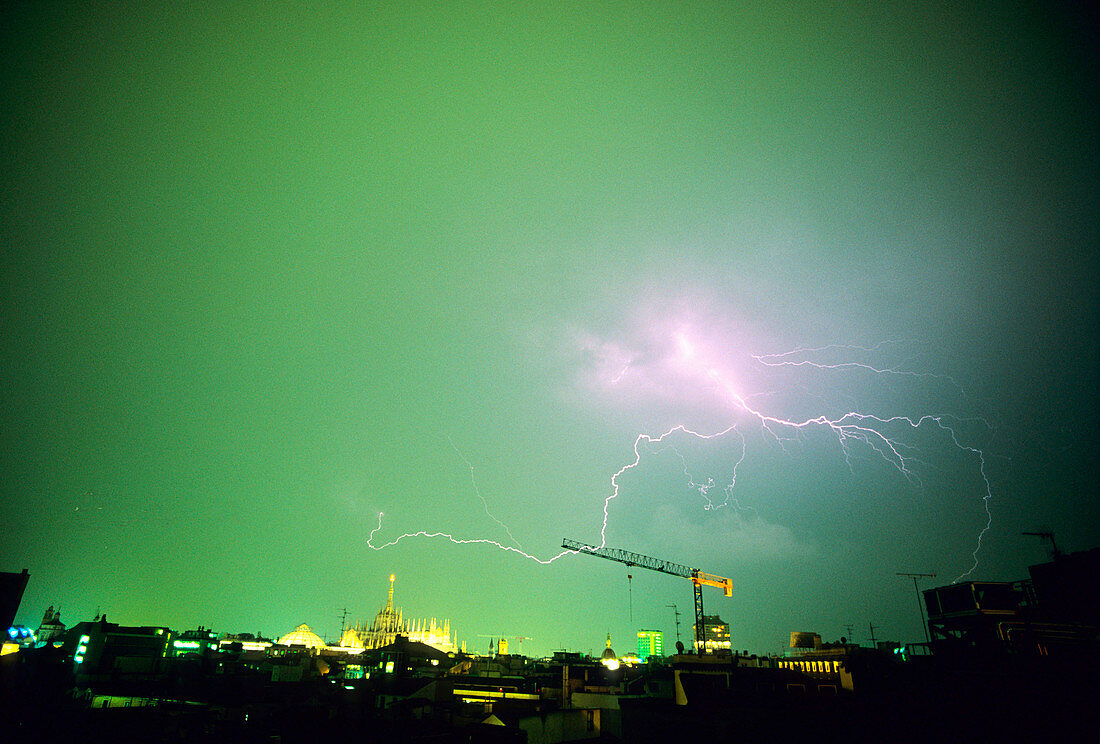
[2,3,1097,660]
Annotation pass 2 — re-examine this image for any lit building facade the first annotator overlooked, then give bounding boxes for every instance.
[218,632,274,653]
[340,574,458,654]
[636,629,664,661]
[693,615,731,653]
[170,627,219,657]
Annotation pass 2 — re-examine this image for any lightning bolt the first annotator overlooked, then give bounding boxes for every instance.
[663,431,749,511]
[369,335,996,584]
[368,511,572,565]
[610,361,632,384]
[446,435,524,550]
[688,335,994,581]
[752,342,969,396]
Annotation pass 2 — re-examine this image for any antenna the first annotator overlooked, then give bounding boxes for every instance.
[337,607,349,642]
[1022,531,1062,559]
[666,604,682,646]
[897,572,936,644]
[868,622,878,648]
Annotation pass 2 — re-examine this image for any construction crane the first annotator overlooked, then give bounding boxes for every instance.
[476,634,534,655]
[562,538,732,654]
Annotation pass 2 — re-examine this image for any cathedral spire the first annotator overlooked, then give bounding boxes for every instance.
[386,574,395,612]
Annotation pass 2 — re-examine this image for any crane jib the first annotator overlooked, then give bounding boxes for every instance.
[562,536,733,653]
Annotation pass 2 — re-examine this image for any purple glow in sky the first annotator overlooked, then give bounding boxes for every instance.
[370,318,996,584]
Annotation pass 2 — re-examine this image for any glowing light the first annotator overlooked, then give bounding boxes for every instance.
[219,639,272,652]
[675,331,695,360]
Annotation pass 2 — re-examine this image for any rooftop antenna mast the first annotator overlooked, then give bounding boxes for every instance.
[337,607,349,642]
[667,604,682,646]
[1022,531,1062,559]
[897,572,936,644]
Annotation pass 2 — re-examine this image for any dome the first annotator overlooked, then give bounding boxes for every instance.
[600,633,620,671]
[601,633,617,660]
[277,623,326,650]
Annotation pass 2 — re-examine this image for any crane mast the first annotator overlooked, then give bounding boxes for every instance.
[562,538,732,653]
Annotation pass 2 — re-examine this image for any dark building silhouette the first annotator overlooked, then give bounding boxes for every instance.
[924,548,1100,656]
[64,616,172,682]
[0,569,29,629]
[1028,547,1100,625]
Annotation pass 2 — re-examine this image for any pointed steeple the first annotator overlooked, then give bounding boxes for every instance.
[386,574,395,612]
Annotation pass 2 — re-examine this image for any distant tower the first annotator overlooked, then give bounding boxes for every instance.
[346,572,457,653]
[36,605,66,645]
[636,629,664,661]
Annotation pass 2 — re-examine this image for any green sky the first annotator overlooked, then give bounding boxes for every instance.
[2,1,1096,656]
